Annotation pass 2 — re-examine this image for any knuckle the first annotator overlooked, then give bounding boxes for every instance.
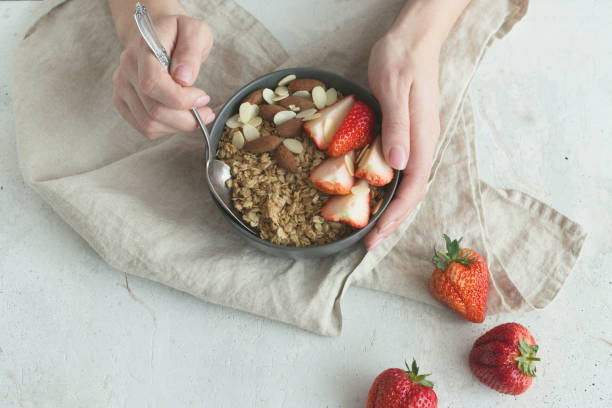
[141,119,157,135]
[112,69,121,87]
[138,72,157,94]
[148,101,165,119]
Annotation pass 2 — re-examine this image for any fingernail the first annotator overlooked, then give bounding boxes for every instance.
[368,236,383,251]
[388,145,407,170]
[195,95,210,107]
[204,112,215,125]
[173,64,193,84]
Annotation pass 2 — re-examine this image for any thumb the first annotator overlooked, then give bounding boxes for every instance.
[170,16,214,87]
[379,91,411,170]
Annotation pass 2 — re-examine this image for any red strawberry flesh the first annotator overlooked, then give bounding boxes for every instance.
[355,136,394,186]
[328,100,375,157]
[303,95,354,150]
[321,179,370,228]
[309,151,355,195]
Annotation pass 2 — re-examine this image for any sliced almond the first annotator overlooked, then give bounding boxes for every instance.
[231,131,245,149]
[239,102,258,124]
[351,184,370,196]
[277,74,296,87]
[273,144,298,172]
[292,90,311,99]
[296,108,317,119]
[356,145,370,165]
[344,154,354,176]
[282,138,304,154]
[271,94,289,102]
[273,110,297,125]
[242,124,260,141]
[288,78,325,92]
[243,135,282,153]
[372,199,383,215]
[225,114,241,129]
[302,112,321,121]
[288,104,300,112]
[312,86,327,109]
[274,86,289,96]
[262,88,275,104]
[325,88,338,106]
[248,116,263,127]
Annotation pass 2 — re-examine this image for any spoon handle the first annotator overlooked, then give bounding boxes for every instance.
[133,3,211,154]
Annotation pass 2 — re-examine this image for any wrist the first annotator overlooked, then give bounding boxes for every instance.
[387,0,469,56]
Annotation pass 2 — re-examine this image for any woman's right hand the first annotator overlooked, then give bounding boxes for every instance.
[112,14,215,139]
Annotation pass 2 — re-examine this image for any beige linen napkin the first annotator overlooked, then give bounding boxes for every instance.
[13,0,586,335]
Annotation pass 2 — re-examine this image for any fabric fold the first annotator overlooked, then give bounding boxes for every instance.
[12,0,585,336]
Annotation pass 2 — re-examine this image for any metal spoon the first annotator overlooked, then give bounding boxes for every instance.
[133,3,257,235]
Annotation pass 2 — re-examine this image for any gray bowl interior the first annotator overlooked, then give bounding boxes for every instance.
[209,68,400,258]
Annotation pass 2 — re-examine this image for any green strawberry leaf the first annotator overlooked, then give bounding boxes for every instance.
[431,234,477,269]
[514,338,541,377]
[404,359,434,388]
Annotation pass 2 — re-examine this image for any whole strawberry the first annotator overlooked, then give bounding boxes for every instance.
[429,235,489,323]
[328,100,375,157]
[470,322,540,395]
[367,360,437,408]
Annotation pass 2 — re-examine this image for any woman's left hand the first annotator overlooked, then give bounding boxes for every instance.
[365,31,442,250]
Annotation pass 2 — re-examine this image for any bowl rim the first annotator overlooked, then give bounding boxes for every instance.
[209,67,401,252]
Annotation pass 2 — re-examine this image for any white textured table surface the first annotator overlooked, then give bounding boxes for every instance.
[1,1,611,407]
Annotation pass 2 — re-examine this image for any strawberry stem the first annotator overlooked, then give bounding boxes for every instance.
[404,359,434,388]
[432,234,477,269]
[514,339,541,377]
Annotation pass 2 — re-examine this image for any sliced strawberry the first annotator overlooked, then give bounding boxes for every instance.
[309,151,355,195]
[327,100,375,157]
[303,95,355,150]
[321,179,370,228]
[355,136,394,186]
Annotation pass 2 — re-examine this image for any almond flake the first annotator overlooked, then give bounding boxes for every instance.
[356,145,370,165]
[277,74,296,87]
[351,184,370,196]
[296,108,317,119]
[292,90,310,99]
[344,154,354,176]
[225,114,241,128]
[262,88,275,104]
[273,110,297,125]
[271,94,289,102]
[248,116,263,127]
[242,124,260,141]
[283,138,303,154]
[372,199,383,215]
[302,113,321,121]
[312,86,327,109]
[275,86,289,97]
[231,131,245,149]
[325,88,338,106]
[239,102,258,124]
[288,104,300,112]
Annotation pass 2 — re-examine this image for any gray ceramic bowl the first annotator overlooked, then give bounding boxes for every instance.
[209,68,400,258]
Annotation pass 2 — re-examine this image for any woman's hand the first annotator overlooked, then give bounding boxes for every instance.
[111,14,214,139]
[365,32,441,250]
[364,0,472,250]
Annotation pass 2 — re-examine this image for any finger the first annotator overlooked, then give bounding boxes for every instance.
[137,50,208,110]
[365,83,440,250]
[115,70,175,139]
[138,90,215,131]
[118,48,139,83]
[112,91,141,132]
[379,83,412,170]
[170,16,214,86]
